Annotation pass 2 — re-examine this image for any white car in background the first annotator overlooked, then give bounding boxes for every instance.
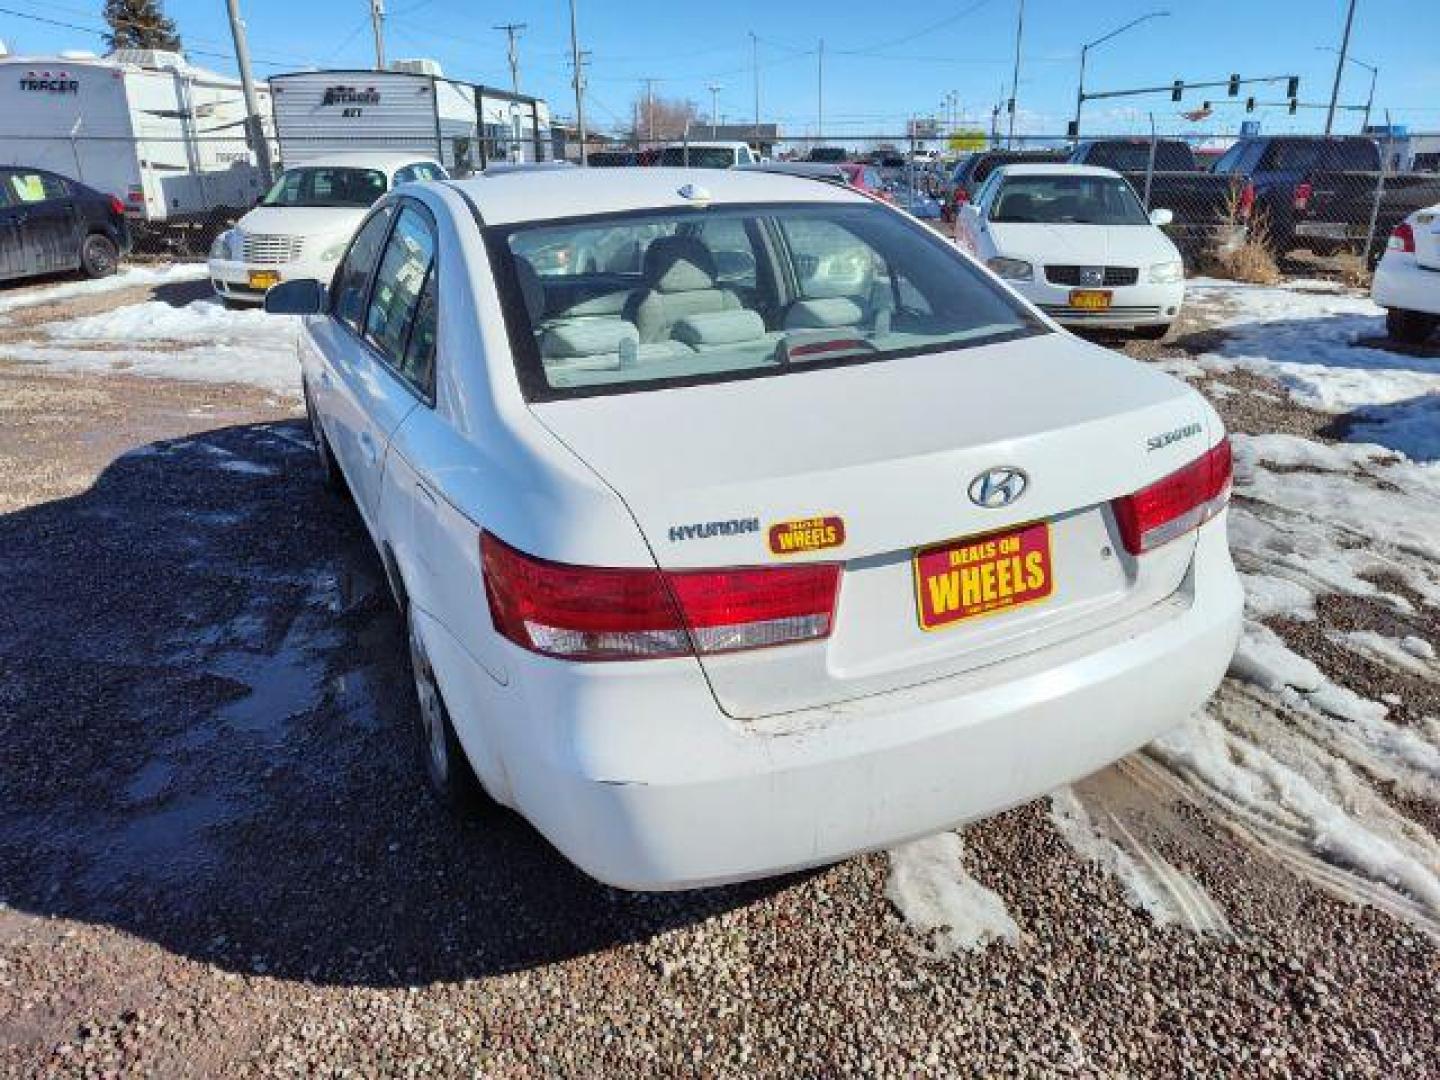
[266,168,1241,890]
[957,164,1185,338]
[207,152,446,306]
[656,141,759,168]
[1372,202,1440,344]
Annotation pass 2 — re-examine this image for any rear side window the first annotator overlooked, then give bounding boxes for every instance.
[1265,139,1377,172]
[333,205,395,331]
[6,171,67,203]
[364,204,438,396]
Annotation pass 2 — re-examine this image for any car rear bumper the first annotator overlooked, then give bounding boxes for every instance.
[1373,251,1440,316]
[434,518,1241,891]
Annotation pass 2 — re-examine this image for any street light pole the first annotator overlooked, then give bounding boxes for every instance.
[1073,11,1170,139]
[1006,0,1025,147]
[1324,0,1359,136]
[749,31,760,141]
[369,0,385,70]
[224,0,273,185]
[1317,44,1378,133]
[707,84,723,138]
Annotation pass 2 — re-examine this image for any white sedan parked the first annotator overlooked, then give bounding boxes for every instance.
[1372,202,1440,344]
[208,152,446,306]
[957,164,1185,338]
[266,168,1241,890]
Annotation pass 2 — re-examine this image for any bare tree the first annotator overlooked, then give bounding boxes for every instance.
[630,92,700,144]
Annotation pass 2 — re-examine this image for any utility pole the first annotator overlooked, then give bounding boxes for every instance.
[707,83,723,138]
[224,0,273,184]
[749,31,760,141]
[1006,0,1025,147]
[369,0,385,71]
[641,77,658,145]
[568,0,587,164]
[494,22,526,94]
[1324,0,1358,135]
[817,38,824,139]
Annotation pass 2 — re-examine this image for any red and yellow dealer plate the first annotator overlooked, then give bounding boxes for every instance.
[914,522,1053,631]
[768,515,846,556]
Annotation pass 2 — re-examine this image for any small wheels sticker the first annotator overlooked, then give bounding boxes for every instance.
[768,515,846,556]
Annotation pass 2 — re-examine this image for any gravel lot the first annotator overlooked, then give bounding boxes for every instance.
[0,269,1437,1077]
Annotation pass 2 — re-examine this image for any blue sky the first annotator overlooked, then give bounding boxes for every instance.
[2,0,1437,137]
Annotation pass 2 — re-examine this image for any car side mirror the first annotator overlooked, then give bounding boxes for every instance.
[263,279,326,315]
[1149,208,1175,227]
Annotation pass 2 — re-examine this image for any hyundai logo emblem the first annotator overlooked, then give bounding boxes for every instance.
[968,467,1028,509]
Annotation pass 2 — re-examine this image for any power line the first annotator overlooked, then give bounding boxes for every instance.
[493,21,526,93]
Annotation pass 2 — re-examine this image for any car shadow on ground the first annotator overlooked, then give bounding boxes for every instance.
[0,420,790,988]
[151,279,214,308]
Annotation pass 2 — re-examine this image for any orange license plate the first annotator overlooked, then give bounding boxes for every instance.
[914,522,1053,632]
[1069,289,1111,310]
[248,270,280,290]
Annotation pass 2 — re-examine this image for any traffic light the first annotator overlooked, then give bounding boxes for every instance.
[1289,98,1298,115]
[1228,74,1240,97]
[1066,119,1078,139]
[1286,76,1300,99]
[1171,80,1183,102]
[1246,96,1256,113]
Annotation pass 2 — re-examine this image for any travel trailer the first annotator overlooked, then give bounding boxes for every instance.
[269,62,550,176]
[0,49,274,233]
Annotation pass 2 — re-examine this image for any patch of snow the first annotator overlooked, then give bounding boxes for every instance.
[1151,707,1440,921]
[1334,630,1436,678]
[1048,787,1227,932]
[215,459,279,476]
[3,294,301,396]
[0,263,207,317]
[885,831,1019,956]
[1239,571,1316,621]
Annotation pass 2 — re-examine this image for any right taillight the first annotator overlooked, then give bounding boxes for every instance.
[953,186,970,205]
[1293,180,1312,212]
[1238,182,1255,220]
[1112,437,1233,555]
[480,532,840,662]
[1389,221,1416,253]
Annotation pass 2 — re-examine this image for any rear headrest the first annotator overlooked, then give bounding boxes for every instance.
[513,256,546,323]
[671,309,766,348]
[540,319,639,360]
[785,297,864,330]
[643,236,717,293]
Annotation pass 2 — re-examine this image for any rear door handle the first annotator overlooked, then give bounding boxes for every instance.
[318,367,333,388]
[358,430,379,466]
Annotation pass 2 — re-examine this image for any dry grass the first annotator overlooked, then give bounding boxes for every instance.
[1198,183,1282,285]
[1335,253,1373,290]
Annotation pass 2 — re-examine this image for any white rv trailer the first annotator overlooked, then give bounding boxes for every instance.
[269,63,550,177]
[0,49,274,228]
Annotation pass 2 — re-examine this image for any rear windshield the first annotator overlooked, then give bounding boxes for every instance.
[658,147,736,169]
[1083,142,1196,171]
[990,175,1149,225]
[1266,139,1377,172]
[262,166,387,208]
[489,202,1045,401]
[969,152,1066,185]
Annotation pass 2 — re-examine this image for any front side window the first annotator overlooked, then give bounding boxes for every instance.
[491,202,1044,400]
[263,167,387,208]
[989,175,1149,226]
[364,205,437,384]
[332,205,396,331]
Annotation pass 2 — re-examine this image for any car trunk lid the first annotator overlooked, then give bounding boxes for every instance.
[532,332,1213,719]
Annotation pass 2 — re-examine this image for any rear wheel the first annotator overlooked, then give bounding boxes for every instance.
[1132,323,1173,341]
[408,608,490,816]
[1386,308,1439,345]
[80,233,119,278]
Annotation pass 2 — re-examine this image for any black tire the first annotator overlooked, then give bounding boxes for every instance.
[1132,323,1173,341]
[1386,308,1439,345]
[302,380,345,493]
[408,608,490,816]
[80,233,119,278]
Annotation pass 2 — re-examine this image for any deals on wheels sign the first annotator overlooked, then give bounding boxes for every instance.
[948,129,988,152]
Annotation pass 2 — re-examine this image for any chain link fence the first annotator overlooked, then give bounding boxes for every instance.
[14,124,1436,284]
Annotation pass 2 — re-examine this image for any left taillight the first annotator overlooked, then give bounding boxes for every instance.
[1292,180,1313,212]
[480,532,840,662]
[1389,221,1416,253]
[1111,437,1233,556]
[107,195,125,216]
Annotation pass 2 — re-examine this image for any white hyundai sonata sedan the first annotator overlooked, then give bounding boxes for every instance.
[266,167,1242,891]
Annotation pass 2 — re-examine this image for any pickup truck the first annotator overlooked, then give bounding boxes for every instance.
[1067,139,1243,263]
[1210,136,1440,260]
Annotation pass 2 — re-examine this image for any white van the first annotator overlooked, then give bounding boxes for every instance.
[656,141,758,168]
